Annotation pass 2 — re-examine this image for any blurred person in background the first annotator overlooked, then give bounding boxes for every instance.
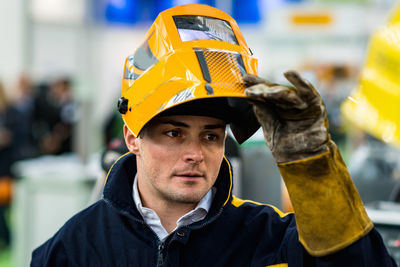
[31,5,395,266]
[348,132,400,203]
[103,102,125,146]
[0,81,17,249]
[88,109,128,203]
[10,74,38,160]
[320,66,353,148]
[32,77,78,155]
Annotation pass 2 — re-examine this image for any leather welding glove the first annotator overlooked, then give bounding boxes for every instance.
[243,70,329,163]
[244,71,373,257]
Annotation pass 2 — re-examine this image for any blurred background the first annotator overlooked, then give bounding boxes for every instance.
[1,0,400,266]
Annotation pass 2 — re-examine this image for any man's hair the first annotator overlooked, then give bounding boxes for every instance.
[138,128,146,138]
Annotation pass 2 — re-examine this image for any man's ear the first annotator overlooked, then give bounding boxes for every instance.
[123,125,140,155]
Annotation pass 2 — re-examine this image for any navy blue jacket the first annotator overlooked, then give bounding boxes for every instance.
[31,153,396,266]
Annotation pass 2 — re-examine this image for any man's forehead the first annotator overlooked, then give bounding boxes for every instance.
[153,115,226,128]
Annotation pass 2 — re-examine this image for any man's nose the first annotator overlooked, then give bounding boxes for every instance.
[183,139,204,164]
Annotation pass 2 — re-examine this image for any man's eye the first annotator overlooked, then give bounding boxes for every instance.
[165,130,180,137]
[205,134,218,141]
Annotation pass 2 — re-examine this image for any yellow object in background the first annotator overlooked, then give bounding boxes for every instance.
[342,2,400,148]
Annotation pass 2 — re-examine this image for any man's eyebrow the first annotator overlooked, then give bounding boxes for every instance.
[204,124,226,130]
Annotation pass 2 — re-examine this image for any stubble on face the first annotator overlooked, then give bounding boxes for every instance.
[135,115,226,207]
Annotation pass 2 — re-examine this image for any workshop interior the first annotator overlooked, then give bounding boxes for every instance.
[1,0,400,266]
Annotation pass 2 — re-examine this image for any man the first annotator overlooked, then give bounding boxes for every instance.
[31,4,396,266]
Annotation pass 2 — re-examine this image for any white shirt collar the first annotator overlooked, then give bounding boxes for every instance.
[132,175,215,241]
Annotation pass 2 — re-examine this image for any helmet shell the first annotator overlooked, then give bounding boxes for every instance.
[119,4,259,143]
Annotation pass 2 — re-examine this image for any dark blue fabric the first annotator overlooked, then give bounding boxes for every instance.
[31,153,397,267]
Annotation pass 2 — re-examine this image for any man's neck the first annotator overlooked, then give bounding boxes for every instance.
[136,177,198,233]
[141,196,197,233]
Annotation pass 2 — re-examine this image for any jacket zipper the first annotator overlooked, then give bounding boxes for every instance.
[104,195,228,265]
[104,199,167,266]
[157,242,165,266]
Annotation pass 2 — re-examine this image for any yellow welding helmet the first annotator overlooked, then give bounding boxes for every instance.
[118,4,259,144]
[341,2,400,148]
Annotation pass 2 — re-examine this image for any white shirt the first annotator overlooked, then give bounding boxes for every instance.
[132,176,215,241]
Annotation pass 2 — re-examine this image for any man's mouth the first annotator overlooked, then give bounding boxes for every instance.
[174,171,204,179]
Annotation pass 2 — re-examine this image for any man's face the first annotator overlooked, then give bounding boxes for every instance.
[124,115,226,206]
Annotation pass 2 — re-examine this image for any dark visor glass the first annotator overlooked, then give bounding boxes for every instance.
[173,15,239,45]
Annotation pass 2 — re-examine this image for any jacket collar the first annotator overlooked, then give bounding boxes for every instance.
[103,152,234,220]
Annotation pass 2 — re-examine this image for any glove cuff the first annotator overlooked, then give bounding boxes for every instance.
[278,140,373,256]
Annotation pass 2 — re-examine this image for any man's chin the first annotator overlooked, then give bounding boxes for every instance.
[166,191,206,204]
